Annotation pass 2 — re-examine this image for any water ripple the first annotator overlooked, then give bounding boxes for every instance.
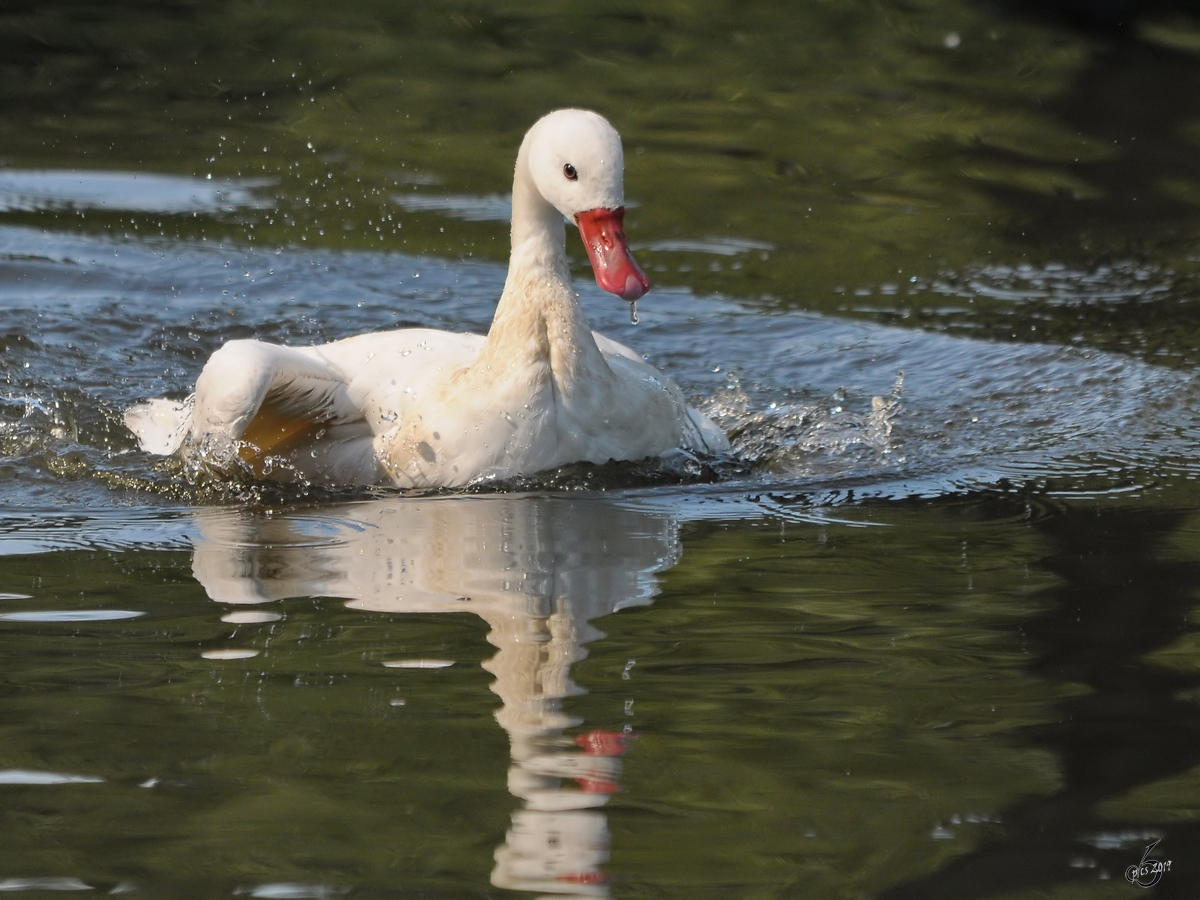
[2,225,1200,507]
[0,770,104,785]
[0,610,143,622]
[0,170,272,215]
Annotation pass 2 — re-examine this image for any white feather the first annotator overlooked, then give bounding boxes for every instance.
[125,109,729,486]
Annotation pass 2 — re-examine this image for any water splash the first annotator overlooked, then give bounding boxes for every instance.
[0,392,77,453]
[629,300,639,325]
[703,371,904,478]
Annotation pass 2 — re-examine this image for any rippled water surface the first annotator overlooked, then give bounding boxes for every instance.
[6,1,1200,897]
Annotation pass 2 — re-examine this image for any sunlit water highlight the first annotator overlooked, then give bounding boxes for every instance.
[0,609,143,622]
[0,771,105,786]
[0,170,272,215]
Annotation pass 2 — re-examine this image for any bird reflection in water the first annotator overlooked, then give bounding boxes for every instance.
[189,497,681,897]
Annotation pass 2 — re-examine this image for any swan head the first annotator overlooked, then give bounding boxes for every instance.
[524,109,651,302]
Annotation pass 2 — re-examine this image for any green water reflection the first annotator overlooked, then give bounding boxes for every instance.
[2,496,1196,896]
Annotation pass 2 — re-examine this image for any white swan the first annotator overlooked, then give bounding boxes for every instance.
[125,109,729,487]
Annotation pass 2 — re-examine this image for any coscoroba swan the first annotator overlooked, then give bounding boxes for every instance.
[125,109,729,487]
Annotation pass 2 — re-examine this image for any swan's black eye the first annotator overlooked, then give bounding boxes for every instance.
[563,163,578,181]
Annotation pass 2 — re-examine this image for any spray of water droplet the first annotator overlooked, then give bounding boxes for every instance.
[696,369,906,477]
[629,301,639,325]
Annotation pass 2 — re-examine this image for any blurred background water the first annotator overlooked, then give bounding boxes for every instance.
[5,1,1200,897]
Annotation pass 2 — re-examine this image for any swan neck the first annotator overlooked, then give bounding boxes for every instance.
[508,141,567,265]
[481,142,605,380]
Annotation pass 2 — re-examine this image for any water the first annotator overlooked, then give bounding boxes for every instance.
[6,1,1200,896]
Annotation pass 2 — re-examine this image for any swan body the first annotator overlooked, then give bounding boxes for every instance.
[126,109,728,487]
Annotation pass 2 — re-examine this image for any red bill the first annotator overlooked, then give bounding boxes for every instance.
[574,207,651,301]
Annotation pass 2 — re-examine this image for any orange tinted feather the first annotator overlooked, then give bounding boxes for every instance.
[237,402,324,474]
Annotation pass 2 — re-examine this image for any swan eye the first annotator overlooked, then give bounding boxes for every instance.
[563,163,578,181]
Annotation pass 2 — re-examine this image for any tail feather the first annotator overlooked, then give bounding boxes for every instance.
[683,405,730,454]
[124,397,194,456]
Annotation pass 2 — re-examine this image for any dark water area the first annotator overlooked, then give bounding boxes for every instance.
[5,1,1200,897]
